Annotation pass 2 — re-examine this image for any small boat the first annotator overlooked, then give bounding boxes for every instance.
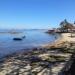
[13,35,26,41]
[13,38,23,40]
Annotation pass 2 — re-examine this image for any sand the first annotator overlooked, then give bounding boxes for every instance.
[42,33,75,48]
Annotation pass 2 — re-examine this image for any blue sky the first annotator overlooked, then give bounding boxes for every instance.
[0,0,75,29]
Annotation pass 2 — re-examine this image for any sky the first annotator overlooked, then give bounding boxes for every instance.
[0,0,75,29]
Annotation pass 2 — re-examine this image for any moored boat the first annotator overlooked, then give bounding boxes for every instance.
[13,35,26,41]
[13,38,23,40]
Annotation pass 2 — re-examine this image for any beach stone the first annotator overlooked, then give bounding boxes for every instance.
[22,72,32,75]
[0,70,8,75]
[19,68,26,73]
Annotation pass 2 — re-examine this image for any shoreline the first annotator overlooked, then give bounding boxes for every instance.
[0,33,60,59]
[41,33,63,48]
[0,33,74,61]
[0,33,75,75]
[0,33,73,62]
[42,33,75,48]
[0,33,72,60]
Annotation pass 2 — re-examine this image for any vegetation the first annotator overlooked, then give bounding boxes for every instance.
[59,19,75,33]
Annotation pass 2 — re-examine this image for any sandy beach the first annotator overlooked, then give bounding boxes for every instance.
[42,33,75,48]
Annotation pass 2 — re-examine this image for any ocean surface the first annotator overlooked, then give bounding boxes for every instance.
[0,29,59,58]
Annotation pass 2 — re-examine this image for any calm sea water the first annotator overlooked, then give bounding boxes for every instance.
[0,29,59,57]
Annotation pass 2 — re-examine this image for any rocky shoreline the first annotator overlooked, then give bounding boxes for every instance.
[0,33,75,75]
[0,44,74,75]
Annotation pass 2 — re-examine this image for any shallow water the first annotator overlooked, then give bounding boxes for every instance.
[0,29,59,57]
